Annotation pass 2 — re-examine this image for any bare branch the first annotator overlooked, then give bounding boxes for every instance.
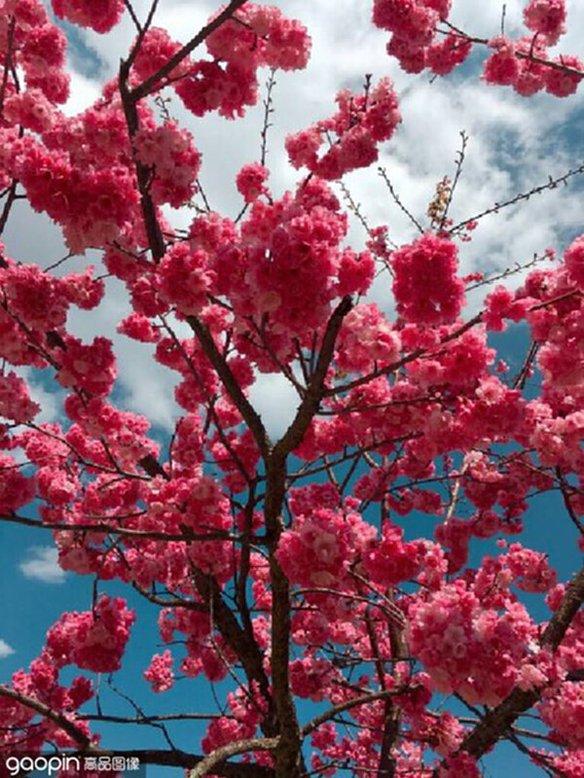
[378,167,424,234]
[189,737,279,778]
[449,161,584,235]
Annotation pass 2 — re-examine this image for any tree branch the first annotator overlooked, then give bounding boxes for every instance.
[0,511,230,543]
[189,737,279,778]
[302,688,410,737]
[274,295,353,458]
[118,62,166,262]
[0,686,92,749]
[191,568,276,735]
[187,315,269,456]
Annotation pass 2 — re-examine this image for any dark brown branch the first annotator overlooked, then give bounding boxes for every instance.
[187,315,269,456]
[0,16,16,115]
[302,688,410,737]
[262,296,353,775]
[440,130,469,230]
[378,167,424,234]
[274,296,353,458]
[557,470,584,535]
[123,0,143,33]
[0,512,230,543]
[80,713,223,724]
[449,161,584,235]
[191,568,276,735]
[118,63,166,262]
[0,179,18,242]
[139,453,170,480]
[260,68,277,167]
[440,21,584,79]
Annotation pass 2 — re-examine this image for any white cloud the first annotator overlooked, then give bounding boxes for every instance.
[20,547,67,585]
[64,70,101,116]
[0,639,15,659]
[250,371,302,439]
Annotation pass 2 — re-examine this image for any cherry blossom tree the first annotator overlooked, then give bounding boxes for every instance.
[0,0,583,776]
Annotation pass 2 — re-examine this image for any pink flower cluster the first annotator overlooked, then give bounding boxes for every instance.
[521,262,584,407]
[174,4,310,120]
[236,162,270,203]
[144,650,174,693]
[289,656,339,701]
[504,542,557,593]
[0,451,36,512]
[539,682,584,749]
[118,312,160,343]
[202,684,268,754]
[57,336,116,397]
[186,178,374,370]
[0,133,140,252]
[391,234,465,325]
[363,522,425,588]
[336,303,401,373]
[373,0,472,75]
[408,579,536,704]
[0,50,201,252]
[565,234,584,289]
[0,371,39,422]
[46,595,135,673]
[51,0,125,33]
[158,607,235,684]
[0,654,93,752]
[158,243,214,316]
[133,122,201,208]
[0,1,70,109]
[286,78,401,180]
[277,507,376,587]
[483,285,532,331]
[3,89,58,133]
[0,263,102,341]
[131,27,188,83]
[373,0,582,96]
[373,0,450,47]
[523,0,567,44]
[484,35,583,97]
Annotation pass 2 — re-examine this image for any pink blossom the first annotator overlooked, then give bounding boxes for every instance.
[46,596,135,673]
[392,234,465,325]
[144,650,174,693]
[236,162,270,203]
[523,0,567,44]
[51,0,125,33]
